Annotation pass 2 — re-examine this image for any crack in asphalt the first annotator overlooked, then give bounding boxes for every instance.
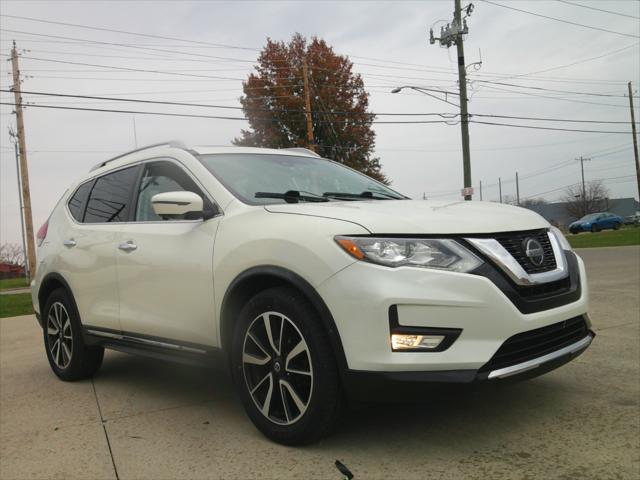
[91,379,120,480]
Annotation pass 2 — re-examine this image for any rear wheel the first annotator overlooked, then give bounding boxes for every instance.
[231,287,343,445]
[43,289,104,381]
[591,224,600,233]
[613,222,621,230]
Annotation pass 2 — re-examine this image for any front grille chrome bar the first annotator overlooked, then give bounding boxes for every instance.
[466,231,568,286]
[487,333,593,379]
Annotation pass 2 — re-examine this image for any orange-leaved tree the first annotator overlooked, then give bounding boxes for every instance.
[234,33,387,183]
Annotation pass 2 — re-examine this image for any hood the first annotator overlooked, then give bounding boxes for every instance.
[265,199,549,234]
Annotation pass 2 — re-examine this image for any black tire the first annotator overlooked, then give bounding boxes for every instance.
[42,288,104,381]
[613,223,621,230]
[591,224,600,233]
[231,286,344,445]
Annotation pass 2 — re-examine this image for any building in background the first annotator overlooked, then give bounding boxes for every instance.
[0,262,25,280]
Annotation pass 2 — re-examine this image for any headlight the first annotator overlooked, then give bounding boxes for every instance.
[549,226,572,251]
[335,236,483,272]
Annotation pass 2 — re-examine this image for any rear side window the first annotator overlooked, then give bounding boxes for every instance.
[84,166,139,223]
[67,181,93,222]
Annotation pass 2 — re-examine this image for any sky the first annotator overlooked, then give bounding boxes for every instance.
[1,0,639,246]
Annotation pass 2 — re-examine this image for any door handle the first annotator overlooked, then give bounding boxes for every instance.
[63,239,76,248]
[118,241,137,252]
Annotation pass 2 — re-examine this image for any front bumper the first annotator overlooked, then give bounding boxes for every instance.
[342,330,594,402]
[316,250,590,374]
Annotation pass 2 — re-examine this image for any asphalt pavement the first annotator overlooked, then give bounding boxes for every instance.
[1,246,638,479]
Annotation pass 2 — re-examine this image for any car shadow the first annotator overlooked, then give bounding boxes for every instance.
[94,350,572,451]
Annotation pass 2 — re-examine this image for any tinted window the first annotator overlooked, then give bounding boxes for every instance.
[67,181,93,222]
[84,166,139,223]
[135,161,213,221]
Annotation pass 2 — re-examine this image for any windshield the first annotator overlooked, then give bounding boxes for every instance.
[198,153,406,205]
[579,213,601,221]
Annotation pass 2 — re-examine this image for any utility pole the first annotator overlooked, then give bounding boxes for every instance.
[577,156,590,216]
[10,41,36,277]
[479,180,483,201]
[515,171,520,206]
[628,82,639,200]
[9,127,30,282]
[498,177,502,203]
[430,0,473,200]
[302,57,315,151]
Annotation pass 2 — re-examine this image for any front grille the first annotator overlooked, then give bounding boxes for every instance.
[480,316,588,372]
[516,276,571,299]
[495,229,557,274]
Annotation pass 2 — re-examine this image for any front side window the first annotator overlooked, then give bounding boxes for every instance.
[84,166,139,223]
[197,153,405,205]
[67,181,93,222]
[135,161,214,221]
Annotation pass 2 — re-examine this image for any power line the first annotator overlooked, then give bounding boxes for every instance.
[480,0,640,38]
[473,79,637,99]
[555,0,640,20]
[475,40,638,83]
[476,83,633,108]
[0,14,260,51]
[2,26,636,87]
[2,100,632,132]
[0,101,453,125]
[0,29,257,64]
[472,120,630,134]
[6,89,636,125]
[522,175,636,200]
[0,53,264,81]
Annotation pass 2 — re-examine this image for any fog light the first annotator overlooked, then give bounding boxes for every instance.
[391,334,445,351]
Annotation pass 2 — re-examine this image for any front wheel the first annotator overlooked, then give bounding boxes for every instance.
[231,287,343,445]
[43,288,104,381]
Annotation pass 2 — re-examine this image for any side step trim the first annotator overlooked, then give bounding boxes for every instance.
[86,328,207,354]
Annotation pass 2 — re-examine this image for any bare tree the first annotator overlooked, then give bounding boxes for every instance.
[562,180,609,220]
[502,194,517,205]
[0,243,25,266]
[519,197,547,207]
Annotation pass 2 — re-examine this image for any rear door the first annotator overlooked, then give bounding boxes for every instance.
[115,159,221,345]
[58,165,140,331]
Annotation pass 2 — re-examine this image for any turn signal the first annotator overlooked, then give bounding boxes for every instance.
[335,237,365,260]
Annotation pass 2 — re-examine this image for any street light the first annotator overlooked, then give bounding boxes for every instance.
[391,85,460,108]
[392,85,474,200]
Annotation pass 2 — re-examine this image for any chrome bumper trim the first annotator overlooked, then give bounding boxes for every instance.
[487,334,593,379]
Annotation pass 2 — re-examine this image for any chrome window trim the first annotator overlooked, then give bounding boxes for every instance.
[65,156,223,226]
[487,333,593,379]
[465,231,568,286]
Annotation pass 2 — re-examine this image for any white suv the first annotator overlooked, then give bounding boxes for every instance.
[31,142,593,445]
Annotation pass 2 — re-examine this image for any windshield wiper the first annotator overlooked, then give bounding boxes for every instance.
[323,190,404,201]
[255,190,329,204]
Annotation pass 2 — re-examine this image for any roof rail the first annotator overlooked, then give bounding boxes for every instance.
[282,147,321,158]
[89,141,187,172]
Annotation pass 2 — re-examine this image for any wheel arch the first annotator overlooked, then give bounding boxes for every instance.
[38,273,81,325]
[219,266,349,377]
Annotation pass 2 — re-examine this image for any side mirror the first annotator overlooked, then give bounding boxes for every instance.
[151,191,204,220]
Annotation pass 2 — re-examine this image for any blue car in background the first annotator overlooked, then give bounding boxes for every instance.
[569,212,624,234]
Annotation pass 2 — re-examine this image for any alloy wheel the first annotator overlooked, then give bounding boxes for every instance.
[47,302,73,369]
[242,311,313,425]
